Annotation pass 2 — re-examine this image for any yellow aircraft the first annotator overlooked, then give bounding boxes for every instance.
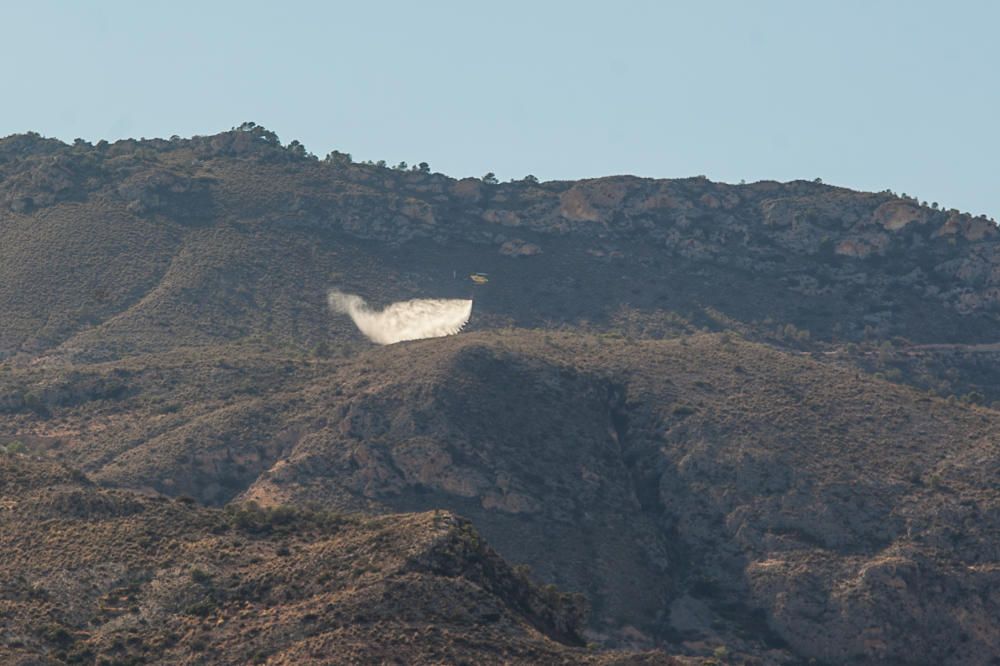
[470,273,489,285]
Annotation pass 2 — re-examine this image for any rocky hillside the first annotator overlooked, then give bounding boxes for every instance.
[2,330,999,663]
[0,456,677,665]
[2,125,1000,364]
[2,126,1000,664]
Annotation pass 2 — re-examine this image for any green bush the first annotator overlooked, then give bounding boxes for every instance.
[23,392,48,415]
[2,441,25,455]
[223,502,347,535]
[190,568,213,585]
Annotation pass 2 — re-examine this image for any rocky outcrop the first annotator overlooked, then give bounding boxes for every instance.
[872,200,929,230]
[499,238,542,257]
[116,168,212,215]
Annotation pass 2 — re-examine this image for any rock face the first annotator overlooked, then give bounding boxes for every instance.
[872,200,929,230]
[239,343,676,643]
[499,238,542,257]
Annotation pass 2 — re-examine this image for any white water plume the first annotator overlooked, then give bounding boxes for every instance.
[328,289,473,345]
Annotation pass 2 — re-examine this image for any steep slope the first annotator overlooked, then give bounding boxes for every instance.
[235,331,999,664]
[4,331,998,662]
[0,456,675,665]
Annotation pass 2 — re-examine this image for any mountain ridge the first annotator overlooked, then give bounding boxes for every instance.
[2,125,1000,664]
[3,125,1000,364]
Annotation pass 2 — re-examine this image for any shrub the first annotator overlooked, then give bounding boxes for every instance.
[23,391,48,415]
[324,150,352,166]
[190,568,213,585]
[223,502,346,534]
[39,623,75,648]
[961,391,985,405]
[185,597,217,617]
[2,440,25,455]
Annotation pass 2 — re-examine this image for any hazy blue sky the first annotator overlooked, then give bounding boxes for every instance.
[4,1,997,217]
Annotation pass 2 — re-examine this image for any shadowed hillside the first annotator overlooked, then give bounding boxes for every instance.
[3,126,1000,365]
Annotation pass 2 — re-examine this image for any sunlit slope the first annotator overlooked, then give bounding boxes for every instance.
[0,456,676,665]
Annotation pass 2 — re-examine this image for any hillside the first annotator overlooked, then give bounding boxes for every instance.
[3,331,999,662]
[2,126,1000,664]
[0,456,680,665]
[2,126,1000,365]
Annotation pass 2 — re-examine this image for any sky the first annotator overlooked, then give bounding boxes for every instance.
[3,1,997,218]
